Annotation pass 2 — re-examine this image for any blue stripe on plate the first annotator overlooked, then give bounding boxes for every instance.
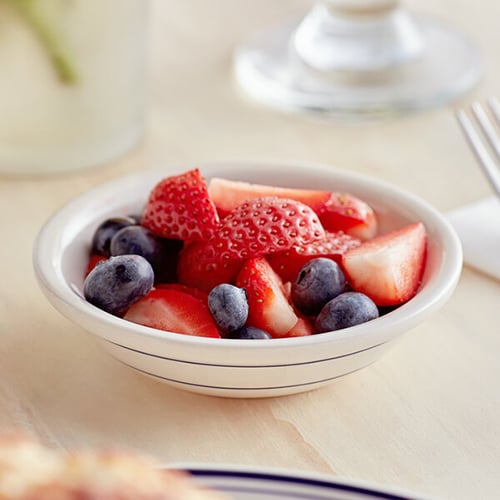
[113,358,373,391]
[187,469,419,500]
[103,338,386,368]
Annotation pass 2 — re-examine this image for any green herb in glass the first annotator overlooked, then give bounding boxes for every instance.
[3,0,78,83]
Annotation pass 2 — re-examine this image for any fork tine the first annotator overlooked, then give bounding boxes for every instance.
[471,101,500,159]
[488,97,500,126]
[456,107,500,199]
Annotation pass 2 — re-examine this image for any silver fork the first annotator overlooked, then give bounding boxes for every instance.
[456,98,500,199]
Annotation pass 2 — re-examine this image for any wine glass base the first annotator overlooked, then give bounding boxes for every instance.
[234,13,481,118]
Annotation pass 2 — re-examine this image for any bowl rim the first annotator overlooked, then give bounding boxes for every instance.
[33,160,463,352]
[168,463,433,500]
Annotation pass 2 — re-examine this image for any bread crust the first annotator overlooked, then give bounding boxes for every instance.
[0,433,224,500]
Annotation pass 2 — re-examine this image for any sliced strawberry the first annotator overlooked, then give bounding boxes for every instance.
[236,257,299,338]
[124,288,221,338]
[176,241,243,293]
[141,169,220,242]
[268,231,361,283]
[283,316,314,337]
[155,283,209,305]
[85,254,106,276]
[208,177,377,240]
[208,177,331,218]
[215,196,325,260]
[317,192,378,240]
[342,222,427,306]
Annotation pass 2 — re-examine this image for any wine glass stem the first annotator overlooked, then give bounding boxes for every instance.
[293,0,424,72]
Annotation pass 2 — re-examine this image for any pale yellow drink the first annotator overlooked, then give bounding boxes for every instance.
[0,0,147,174]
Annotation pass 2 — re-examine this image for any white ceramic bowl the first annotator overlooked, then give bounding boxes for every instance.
[33,161,462,398]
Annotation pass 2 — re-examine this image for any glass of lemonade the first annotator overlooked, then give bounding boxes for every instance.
[0,0,148,175]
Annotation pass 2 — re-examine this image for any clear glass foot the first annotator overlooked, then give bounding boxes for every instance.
[234,1,481,118]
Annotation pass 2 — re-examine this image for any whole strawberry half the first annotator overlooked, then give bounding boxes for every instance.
[124,288,221,338]
[236,257,302,338]
[268,231,361,283]
[208,177,377,240]
[342,222,427,306]
[176,241,244,293]
[317,192,378,241]
[142,169,220,242]
[215,196,325,260]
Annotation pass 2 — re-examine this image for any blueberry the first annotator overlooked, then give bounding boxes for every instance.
[291,258,346,315]
[83,254,154,316]
[91,217,137,257]
[315,292,379,332]
[110,225,182,283]
[208,284,248,336]
[110,225,157,258]
[233,326,272,339]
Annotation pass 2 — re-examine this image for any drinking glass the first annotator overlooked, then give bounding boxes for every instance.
[234,0,481,117]
[0,0,148,175]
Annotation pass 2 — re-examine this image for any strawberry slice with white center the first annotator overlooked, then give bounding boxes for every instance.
[284,317,314,337]
[208,177,377,240]
[342,222,427,306]
[208,177,331,217]
[215,196,325,260]
[236,257,299,338]
[267,230,361,283]
[142,169,220,242]
[124,288,221,338]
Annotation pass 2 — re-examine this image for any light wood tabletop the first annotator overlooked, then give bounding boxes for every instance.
[1,1,499,499]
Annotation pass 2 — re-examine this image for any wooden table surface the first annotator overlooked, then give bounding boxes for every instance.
[1,1,499,499]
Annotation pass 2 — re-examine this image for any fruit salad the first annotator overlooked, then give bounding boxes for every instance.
[83,169,428,339]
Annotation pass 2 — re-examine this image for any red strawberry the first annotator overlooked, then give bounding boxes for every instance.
[141,169,220,242]
[155,283,209,305]
[267,231,361,283]
[342,222,427,306]
[176,241,243,293]
[317,192,377,240]
[208,177,331,218]
[284,317,314,337]
[124,288,221,338]
[208,177,377,240]
[215,196,325,260]
[85,254,106,276]
[236,257,299,338]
